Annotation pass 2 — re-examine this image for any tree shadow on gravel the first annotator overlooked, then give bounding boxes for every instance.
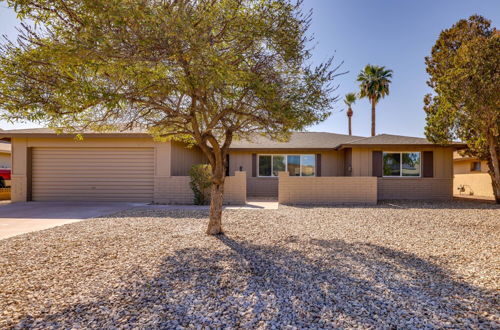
[15,236,499,328]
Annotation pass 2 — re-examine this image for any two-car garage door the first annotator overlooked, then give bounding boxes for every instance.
[32,147,154,202]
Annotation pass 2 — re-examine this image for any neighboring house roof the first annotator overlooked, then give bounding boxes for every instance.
[0,142,11,154]
[0,128,465,150]
[453,151,481,162]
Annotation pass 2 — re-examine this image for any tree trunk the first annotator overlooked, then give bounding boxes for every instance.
[348,116,352,136]
[487,133,500,204]
[371,98,376,137]
[206,180,225,235]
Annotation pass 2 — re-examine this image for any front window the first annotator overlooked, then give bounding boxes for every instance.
[383,152,420,177]
[258,154,315,177]
[287,155,300,176]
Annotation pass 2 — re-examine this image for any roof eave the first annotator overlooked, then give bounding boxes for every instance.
[228,147,338,151]
[0,132,151,139]
[336,143,468,150]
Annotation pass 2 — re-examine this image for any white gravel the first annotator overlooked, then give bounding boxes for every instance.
[1,200,499,328]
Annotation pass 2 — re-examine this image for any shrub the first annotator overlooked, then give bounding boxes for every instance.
[189,164,212,205]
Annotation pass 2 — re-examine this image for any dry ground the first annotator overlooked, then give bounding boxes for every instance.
[0,200,499,328]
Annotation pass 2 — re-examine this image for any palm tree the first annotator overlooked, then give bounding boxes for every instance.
[357,65,393,136]
[344,93,356,135]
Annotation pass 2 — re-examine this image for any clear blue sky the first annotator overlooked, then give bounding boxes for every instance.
[0,0,499,137]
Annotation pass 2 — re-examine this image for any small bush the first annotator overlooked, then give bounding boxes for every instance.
[189,164,212,205]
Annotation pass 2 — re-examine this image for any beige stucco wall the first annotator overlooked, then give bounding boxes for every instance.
[454,173,494,198]
[453,159,489,174]
[278,172,377,205]
[452,156,494,198]
[0,153,11,169]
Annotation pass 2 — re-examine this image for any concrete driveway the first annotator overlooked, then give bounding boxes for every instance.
[0,202,144,240]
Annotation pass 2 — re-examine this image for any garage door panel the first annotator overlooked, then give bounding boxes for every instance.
[32,147,155,202]
[33,177,154,183]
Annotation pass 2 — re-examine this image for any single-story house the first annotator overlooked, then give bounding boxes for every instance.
[0,128,465,205]
[453,152,494,198]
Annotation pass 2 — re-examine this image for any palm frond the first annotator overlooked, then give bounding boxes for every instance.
[356,64,393,103]
[343,92,356,106]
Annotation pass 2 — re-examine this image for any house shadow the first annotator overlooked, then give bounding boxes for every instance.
[15,236,499,328]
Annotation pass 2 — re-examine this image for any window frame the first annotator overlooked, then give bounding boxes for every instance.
[257,154,316,177]
[470,161,481,172]
[382,151,422,178]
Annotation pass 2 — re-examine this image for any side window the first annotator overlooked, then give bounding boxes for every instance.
[470,161,481,172]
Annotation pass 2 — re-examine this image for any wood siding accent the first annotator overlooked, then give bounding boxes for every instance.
[372,151,383,177]
[251,153,257,177]
[26,147,32,201]
[170,141,205,176]
[423,151,434,177]
[31,147,154,202]
[316,154,322,177]
[344,148,352,176]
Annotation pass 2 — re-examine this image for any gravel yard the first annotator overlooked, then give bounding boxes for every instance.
[1,201,499,328]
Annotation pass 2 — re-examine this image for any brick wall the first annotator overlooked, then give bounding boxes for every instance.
[247,177,278,197]
[378,178,453,200]
[224,171,247,204]
[153,171,246,205]
[278,172,377,205]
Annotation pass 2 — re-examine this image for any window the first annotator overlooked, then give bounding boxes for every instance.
[287,155,300,176]
[301,155,315,176]
[272,155,286,176]
[470,161,481,172]
[383,152,420,177]
[258,154,315,177]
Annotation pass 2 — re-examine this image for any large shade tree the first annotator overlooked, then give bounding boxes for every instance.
[0,0,341,234]
[424,15,500,203]
[357,65,393,136]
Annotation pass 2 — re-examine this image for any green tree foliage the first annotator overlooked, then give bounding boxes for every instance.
[189,164,212,205]
[0,0,342,233]
[424,15,500,203]
[357,65,393,136]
